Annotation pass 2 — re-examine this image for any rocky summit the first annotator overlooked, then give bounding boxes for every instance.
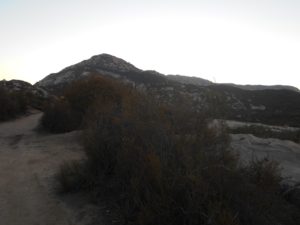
[36,54,141,91]
[1,79,48,97]
[35,53,300,127]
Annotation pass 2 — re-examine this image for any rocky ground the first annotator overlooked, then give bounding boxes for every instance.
[230,131,300,185]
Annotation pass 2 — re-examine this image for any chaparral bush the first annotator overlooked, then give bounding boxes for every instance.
[0,87,28,121]
[56,76,300,225]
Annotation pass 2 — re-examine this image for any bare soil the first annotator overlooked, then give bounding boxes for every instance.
[0,112,104,225]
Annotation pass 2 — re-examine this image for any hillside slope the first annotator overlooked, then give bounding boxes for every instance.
[35,53,300,127]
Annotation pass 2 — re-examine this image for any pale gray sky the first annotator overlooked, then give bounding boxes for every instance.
[0,0,299,88]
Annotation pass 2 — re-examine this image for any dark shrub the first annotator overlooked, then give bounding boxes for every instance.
[64,75,122,117]
[55,161,88,193]
[40,76,125,133]
[40,100,79,133]
[57,78,300,225]
[0,87,28,121]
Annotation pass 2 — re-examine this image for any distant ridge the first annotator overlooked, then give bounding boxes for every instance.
[35,53,167,92]
[221,83,299,92]
[36,53,299,93]
[166,75,212,86]
[35,53,300,127]
[1,79,48,97]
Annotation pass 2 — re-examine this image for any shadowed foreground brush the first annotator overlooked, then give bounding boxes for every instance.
[55,77,300,225]
[0,87,28,121]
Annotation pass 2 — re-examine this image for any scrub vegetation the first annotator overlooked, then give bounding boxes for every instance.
[0,87,28,121]
[41,76,300,225]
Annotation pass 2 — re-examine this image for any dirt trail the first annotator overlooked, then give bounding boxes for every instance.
[0,112,96,225]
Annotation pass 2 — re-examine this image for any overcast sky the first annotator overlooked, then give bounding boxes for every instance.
[0,0,299,88]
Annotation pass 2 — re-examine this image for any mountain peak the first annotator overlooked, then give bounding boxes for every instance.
[77,53,140,73]
[36,53,144,90]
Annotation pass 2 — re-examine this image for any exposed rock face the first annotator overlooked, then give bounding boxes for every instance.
[35,54,145,92]
[36,53,299,92]
[231,133,300,184]
[167,75,212,86]
[1,79,31,91]
[35,53,300,127]
[166,76,299,92]
[84,54,140,73]
[1,79,48,99]
[222,83,299,92]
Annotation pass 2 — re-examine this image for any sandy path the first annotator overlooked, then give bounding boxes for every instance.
[0,113,91,225]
